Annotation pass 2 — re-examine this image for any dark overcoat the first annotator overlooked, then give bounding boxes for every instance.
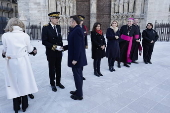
[91,31,106,59]
[106,28,120,59]
[64,25,87,67]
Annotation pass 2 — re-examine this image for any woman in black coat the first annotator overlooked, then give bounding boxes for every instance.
[106,20,120,72]
[142,23,159,64]
[91,22,106,77]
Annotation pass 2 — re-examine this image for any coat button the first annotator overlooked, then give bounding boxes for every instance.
[53,38,54,39]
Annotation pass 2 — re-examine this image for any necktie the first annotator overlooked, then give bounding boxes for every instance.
[53,25,58,36]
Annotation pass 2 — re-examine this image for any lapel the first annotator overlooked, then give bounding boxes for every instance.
[48,23,58,37]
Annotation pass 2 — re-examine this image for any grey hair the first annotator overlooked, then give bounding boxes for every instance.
[4,17,25,32]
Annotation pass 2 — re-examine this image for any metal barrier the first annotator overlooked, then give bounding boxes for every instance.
[154,21,170,41]
[26,23,41,40]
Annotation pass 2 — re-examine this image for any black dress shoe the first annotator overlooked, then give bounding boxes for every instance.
[124,63,130,67]
[112,68,116,71]
[127,63,131,65]
[98,72,103,76]
[83,77,86,80]
[51,86,57,92]
[144,61,148,64]
[70,95,83,100]
[118,64,121,68]
[132,61,138,64]
[109,67,113,72]
[56,84,65,89]
[94,71,100,77]
[28,94,34,99]
[148,61,152,64]
[23,104,29,112]
[70,91,76,95]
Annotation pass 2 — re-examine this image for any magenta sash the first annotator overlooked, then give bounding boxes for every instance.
[134,35,139,39]
[121,34,133,63]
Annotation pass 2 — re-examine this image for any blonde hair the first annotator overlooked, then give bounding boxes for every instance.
[4,17,25,32]
[110,20,119,27]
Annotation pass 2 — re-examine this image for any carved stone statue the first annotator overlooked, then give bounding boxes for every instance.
[114,0,119,13]
[135,0,142,15]
[57,0,61,12]
[129,0,135,13]
[61,0,65,15]
[119,0,123,13]
[124,0,128,14]
[111,0,116,14]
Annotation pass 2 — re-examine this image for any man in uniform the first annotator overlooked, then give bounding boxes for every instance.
[42,12,65,92]
[78,15,88,49]
[78,15,88,80]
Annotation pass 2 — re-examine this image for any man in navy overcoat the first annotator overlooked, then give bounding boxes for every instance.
[63,15,87,100]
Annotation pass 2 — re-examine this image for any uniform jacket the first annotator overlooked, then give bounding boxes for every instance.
[42,23,63,57]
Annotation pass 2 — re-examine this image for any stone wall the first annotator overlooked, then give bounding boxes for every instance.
[17,0,170,34]
[146,0,170,27]
[18,0,48,26]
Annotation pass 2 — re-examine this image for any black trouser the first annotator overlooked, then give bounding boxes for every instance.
[13,95,28,111]
[142,43,154,62]
[72,67,83,97]
[108,58,120,67]
[93,58,101,73]
[47,56,62,86]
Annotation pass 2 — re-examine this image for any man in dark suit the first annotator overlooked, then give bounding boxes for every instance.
[63,15,87,100]
[78,15,88,80]
[42,12,65,92]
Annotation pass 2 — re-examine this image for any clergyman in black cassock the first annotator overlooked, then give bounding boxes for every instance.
[130,19,142,63]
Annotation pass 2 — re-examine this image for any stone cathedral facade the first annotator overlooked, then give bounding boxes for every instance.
[17,0,170,35]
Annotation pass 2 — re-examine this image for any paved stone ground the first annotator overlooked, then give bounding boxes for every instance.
[0,40,170,113]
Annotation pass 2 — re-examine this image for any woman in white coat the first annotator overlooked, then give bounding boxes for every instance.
[1,18,38,113]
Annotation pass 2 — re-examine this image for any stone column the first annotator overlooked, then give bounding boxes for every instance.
[119,0,123,13]
[90,0,97,30]
[129,0,135,13]
[49,0,57,13]
[114,0,119,13]
[124,0,128,14]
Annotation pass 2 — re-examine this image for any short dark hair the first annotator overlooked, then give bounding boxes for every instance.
[146,23,153,28]
[70,15,81,25]
[92,22,101,32]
